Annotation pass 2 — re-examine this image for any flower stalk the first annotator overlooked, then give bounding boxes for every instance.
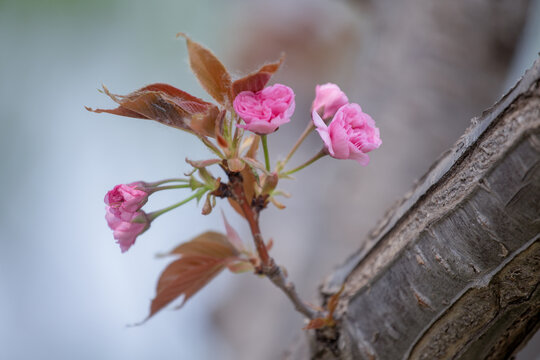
[261,134,271,172]
[282,150,326,176]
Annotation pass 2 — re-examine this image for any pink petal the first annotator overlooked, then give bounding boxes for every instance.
[348,146,370,166]
[312,111,334,155]
[328,121,350,159]
[221,211,244,253]
[237,120,278,135]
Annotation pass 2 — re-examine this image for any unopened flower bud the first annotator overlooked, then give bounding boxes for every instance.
[311,83,349,120]
[104,183,149,212]
[105,208,149,252]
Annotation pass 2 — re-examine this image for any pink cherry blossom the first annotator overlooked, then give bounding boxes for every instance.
[313,103,381,166]
[104,183,148,212]
[105,183,150,252]
[233,84,295,134]
[311,83,349,119]
[105,207,149,253]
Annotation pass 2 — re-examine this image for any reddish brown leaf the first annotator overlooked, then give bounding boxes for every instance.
[231,55,285,98]
[302,285,345,330]
[87,84,219,136]
[168,231,238,258]
[190,106,221,137]
[327,285,345,322]
[303,318,330,330]
[150,256,226,319]
[178,33,232,105]
[147,231,241,321]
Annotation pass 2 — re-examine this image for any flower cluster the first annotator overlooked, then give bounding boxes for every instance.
[312,83,381,165]
[89,34,381,325]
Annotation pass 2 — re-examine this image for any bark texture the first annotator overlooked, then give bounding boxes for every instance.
[298,57,540,359]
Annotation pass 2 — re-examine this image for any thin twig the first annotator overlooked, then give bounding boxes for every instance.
[227,171,317,319]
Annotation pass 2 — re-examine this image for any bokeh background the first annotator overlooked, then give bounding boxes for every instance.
[1,0,539,359]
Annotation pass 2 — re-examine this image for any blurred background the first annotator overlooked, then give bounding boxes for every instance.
[1,0,539,359]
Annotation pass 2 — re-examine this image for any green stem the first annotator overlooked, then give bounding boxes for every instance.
[199,135,224,159]
[261,134,271,172]
[280,121,315,170]
[147,190,205,221]
[282,150,326,176]
[150,184,191,193]
[147,178,188,187]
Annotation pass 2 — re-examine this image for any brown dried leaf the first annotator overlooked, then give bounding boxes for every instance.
[178,33,232,105]
[231,55,285,98]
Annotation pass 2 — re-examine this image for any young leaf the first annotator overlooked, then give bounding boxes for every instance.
[150,255,226,320]
[168,231,237,257]
[87,84,219,136]
[231,55,285,98]
[303,317,330,330]
[178,33,232,106]
[147,231,240,321]
[190,106,221,137]
[303,285,345,330]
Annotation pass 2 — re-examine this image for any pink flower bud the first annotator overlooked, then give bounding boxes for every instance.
[105,207,149,252]
[104,183,148,212]
[105,183,150,252]
[233,84,295,135]
[311,83,349,119]
[313,103,381,166]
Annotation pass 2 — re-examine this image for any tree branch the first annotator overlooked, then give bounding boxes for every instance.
[227,170,318,320]
[290,56,540,359]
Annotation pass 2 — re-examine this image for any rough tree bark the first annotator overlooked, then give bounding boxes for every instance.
[287,57,540,360]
